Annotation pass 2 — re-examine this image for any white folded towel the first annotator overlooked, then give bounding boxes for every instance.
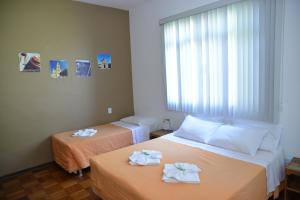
[72,129,97,137]
[129,150,162,165]
[162,163,201,184]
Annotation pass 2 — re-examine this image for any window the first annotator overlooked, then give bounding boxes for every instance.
[162,0,282,122]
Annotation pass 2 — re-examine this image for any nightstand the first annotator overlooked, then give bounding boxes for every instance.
[150,129,173,139]
[285,157,300,200]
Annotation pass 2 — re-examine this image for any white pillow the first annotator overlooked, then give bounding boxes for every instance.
[120,116,141,125]
[174,115,222,143]
[120,116,159,132]
[206,125,268,156]
[233,120,282,152]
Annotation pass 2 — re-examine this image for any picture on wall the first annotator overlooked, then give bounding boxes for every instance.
[49,60,68,78]
[97,54,111,69]
[18,52,41,72]
[75,60,91,77]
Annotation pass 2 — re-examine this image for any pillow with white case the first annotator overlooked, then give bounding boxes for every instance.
[121,116,142,125]
[174,115,223,143]
[120,116,159,132]
[233,119,282,152]
[206,125,268,156]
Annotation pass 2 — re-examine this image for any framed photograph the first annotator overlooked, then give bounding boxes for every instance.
[97,54,111,69]
[49,60,68,78]
[75,60,91,77]
[19,52,41,72]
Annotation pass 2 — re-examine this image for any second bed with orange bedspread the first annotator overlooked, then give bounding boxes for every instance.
[52,124,132,173]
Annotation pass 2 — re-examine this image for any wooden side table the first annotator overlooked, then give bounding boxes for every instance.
[285,157,300,200]
[150,129,173,139]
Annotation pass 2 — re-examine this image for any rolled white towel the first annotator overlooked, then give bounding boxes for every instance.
[129,150,162,165]
[141,150,162,159]
[162,163,201,184]
[72,128,97,137]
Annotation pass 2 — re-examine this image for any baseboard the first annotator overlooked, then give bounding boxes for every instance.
[0,161,55,181]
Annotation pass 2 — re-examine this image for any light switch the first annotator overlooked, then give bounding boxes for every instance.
[108,107,112,114]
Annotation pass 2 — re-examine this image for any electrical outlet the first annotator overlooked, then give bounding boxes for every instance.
[108,107,112,114]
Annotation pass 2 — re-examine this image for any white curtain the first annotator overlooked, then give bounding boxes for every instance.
[163,0,277,122]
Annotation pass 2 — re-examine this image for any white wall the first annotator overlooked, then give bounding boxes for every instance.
[129,0,218,128]
[129,0,300,160]
[279,0,300,160]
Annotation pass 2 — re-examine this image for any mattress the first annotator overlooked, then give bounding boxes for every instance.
[162,133,285,193]
[90,138,268,200]
[111,121,150,144]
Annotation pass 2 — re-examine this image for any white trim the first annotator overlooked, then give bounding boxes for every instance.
[160,26,169,111]
[159,0,244,25]
[273,0,285,123]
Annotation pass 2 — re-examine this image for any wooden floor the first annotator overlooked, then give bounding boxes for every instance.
[0,162,290,200]
[0,163,100,200]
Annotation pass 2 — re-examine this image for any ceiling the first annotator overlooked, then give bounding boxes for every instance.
[75,0,148,10]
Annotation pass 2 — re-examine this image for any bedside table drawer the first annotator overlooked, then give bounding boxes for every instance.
[285,157,300,200]
[287,174,300,193]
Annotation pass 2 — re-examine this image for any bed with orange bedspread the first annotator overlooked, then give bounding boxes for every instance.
[52,124,132,173]
[90,138,267,200]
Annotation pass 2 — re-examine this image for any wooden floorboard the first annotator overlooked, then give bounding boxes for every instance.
[0,162,289,200]
[0,163,100,200]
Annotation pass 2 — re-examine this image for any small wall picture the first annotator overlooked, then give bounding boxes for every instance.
[97,54,111,69]
[19,52,41,72]
[75,60,91,77]
[49,60,68,78]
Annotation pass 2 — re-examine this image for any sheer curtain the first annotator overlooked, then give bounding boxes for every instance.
[163,0,278,122]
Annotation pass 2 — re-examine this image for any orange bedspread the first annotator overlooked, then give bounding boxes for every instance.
[52,124,132,173]
[91,138,267,200]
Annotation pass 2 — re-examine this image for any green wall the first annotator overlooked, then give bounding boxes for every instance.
[0,0,134,176]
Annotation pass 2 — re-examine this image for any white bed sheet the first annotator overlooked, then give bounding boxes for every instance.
[162,133,285,193]
[112,121,150,144]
